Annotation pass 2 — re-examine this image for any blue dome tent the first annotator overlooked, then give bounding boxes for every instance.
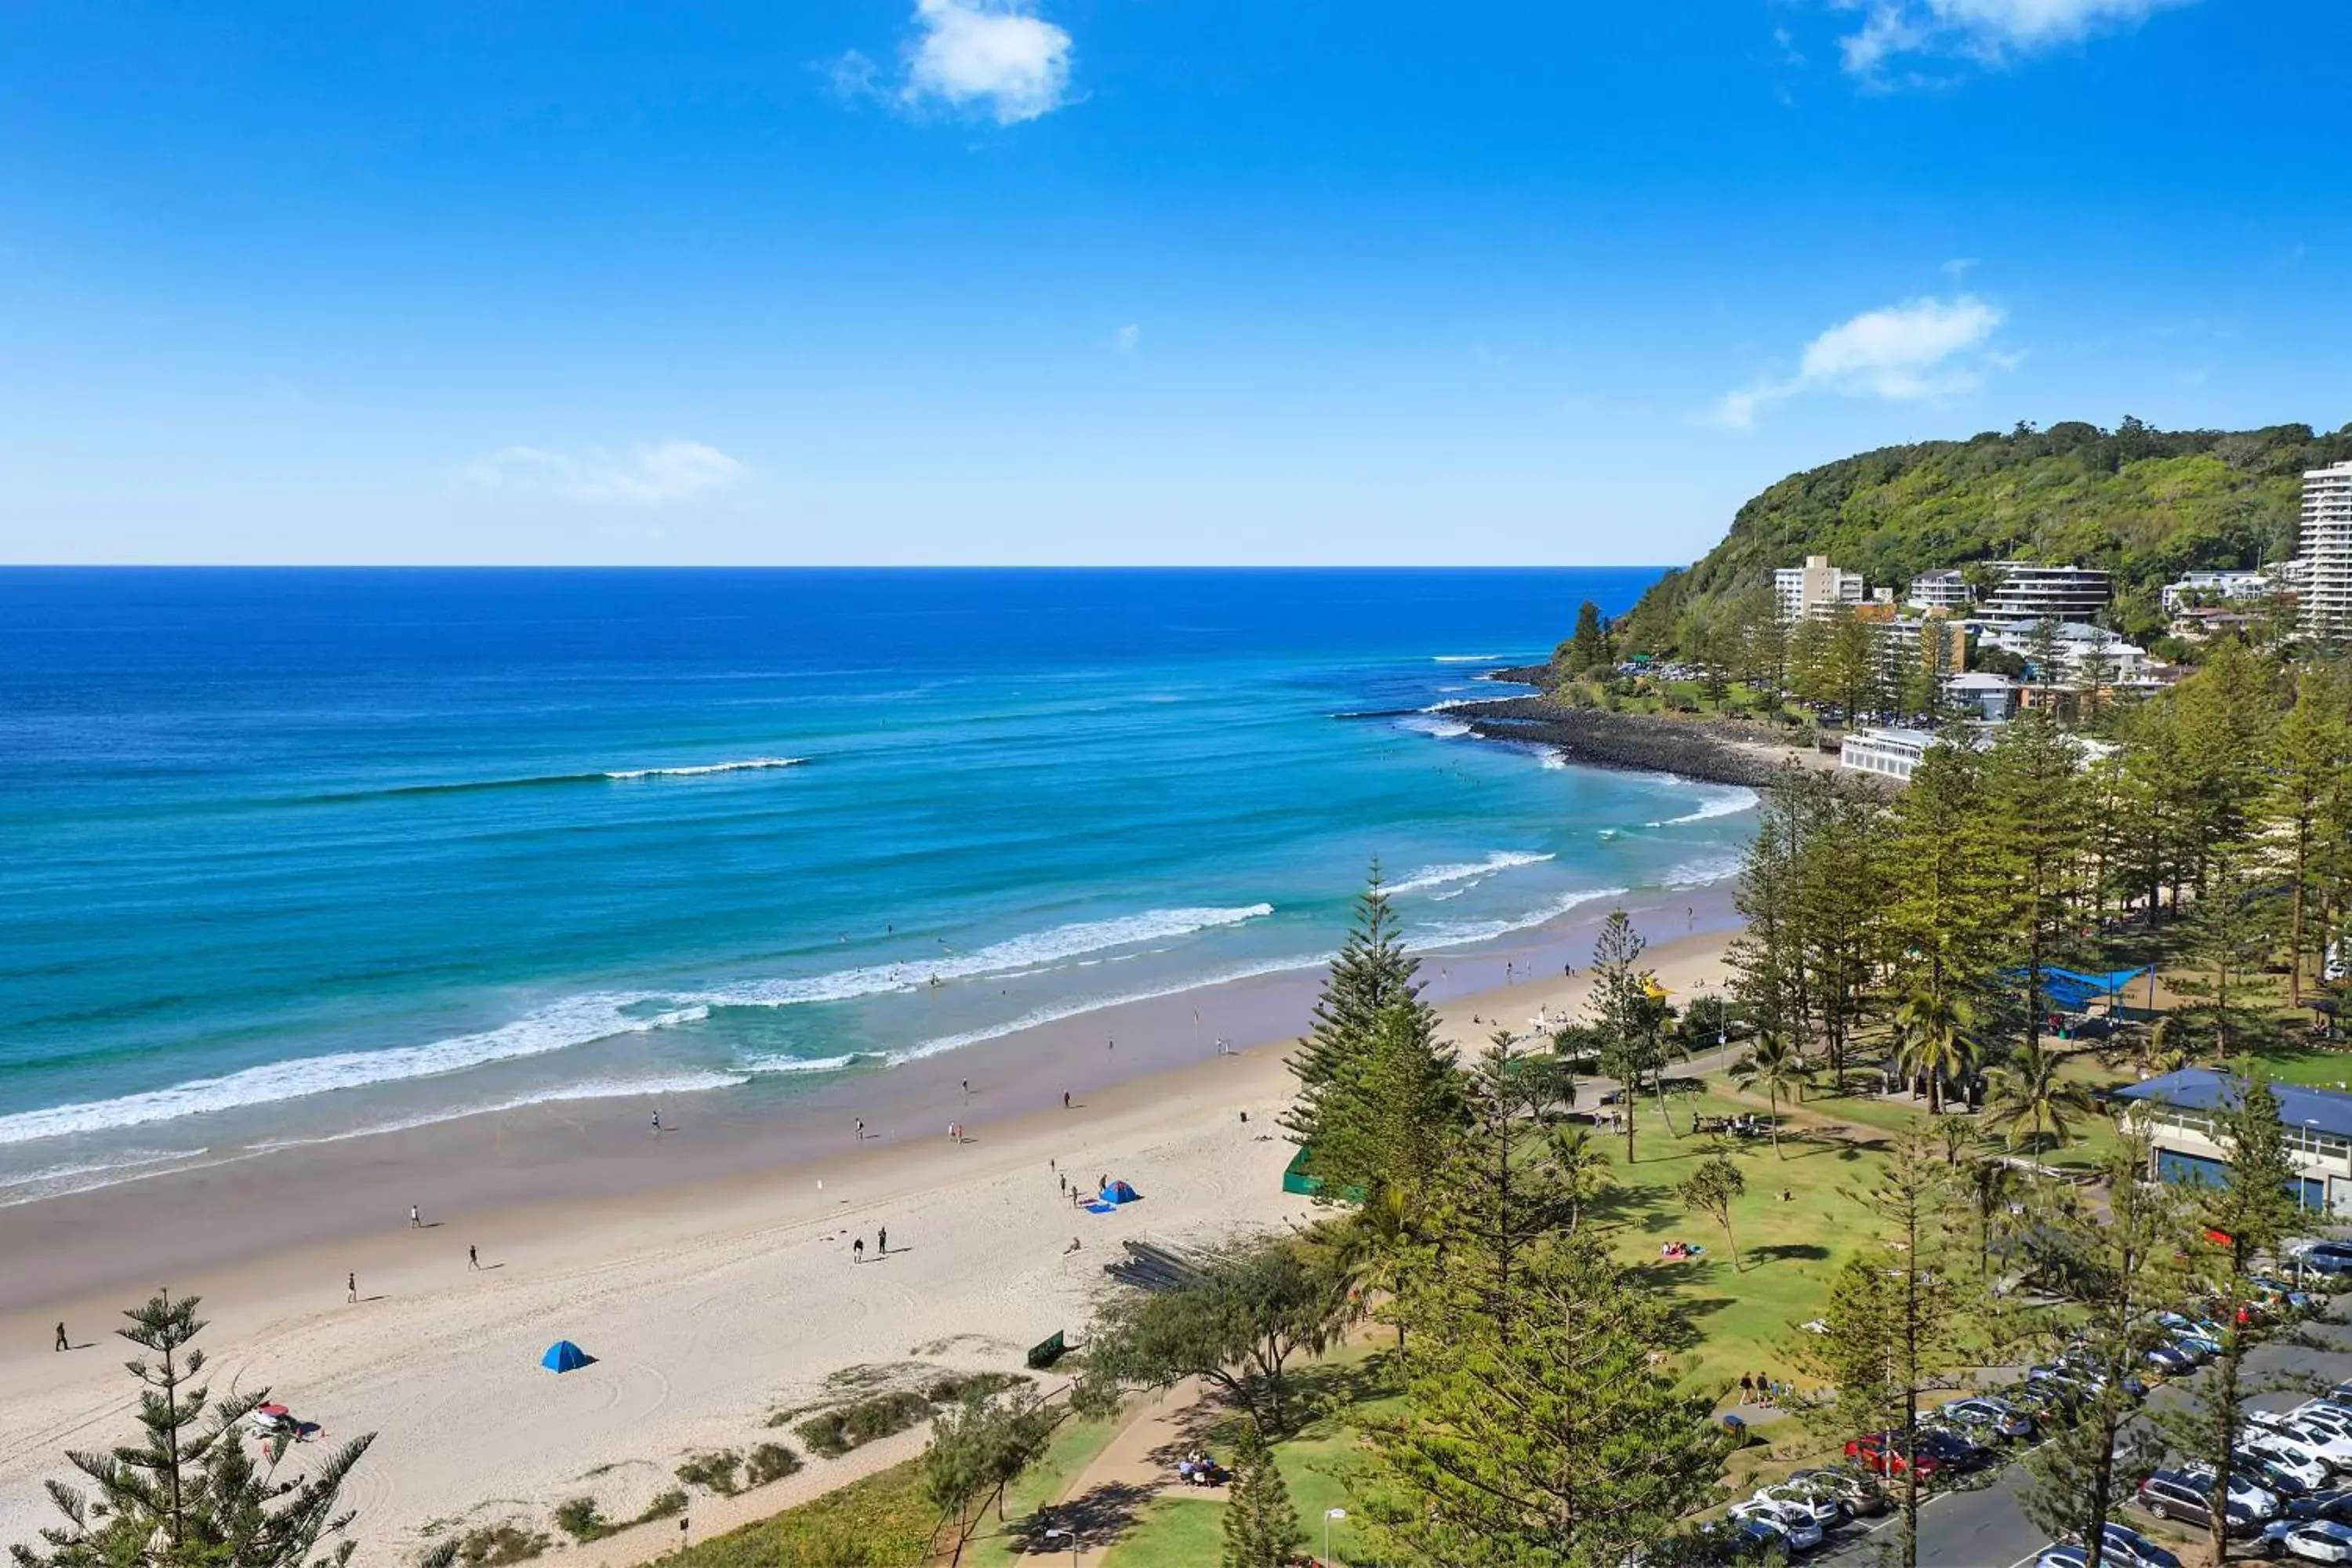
[541,1340,594,1373]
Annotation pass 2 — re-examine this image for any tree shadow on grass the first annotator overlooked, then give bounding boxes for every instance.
[1747,1243,1831,1265]
[1015,1481,1155,1555]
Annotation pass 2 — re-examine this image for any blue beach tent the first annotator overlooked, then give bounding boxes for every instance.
[541,1340,593,1373]
[1102,1180,1141,1204]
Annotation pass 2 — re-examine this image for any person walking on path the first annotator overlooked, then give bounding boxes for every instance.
[410,1203,421,1229]
[877,1226,888,1257]
[852,1237,866,1265]
[468,1244,480,1270]
[53,1323,67,1352]
[347,1272,358,1303]
[1738,1373,1753,1403]
[1062,1091,1070,1109]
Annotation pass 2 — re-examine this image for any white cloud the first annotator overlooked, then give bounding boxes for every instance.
[891,0,1073,124]
[462,440,746,505]
[1711,295,2007,428]
[1838,0,2194,77]
[1111,323,1140,353]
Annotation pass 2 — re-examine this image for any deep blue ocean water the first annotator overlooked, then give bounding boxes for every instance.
[0,568,1757,1201]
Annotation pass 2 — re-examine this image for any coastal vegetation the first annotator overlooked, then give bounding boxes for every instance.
[1613,418,2352,655]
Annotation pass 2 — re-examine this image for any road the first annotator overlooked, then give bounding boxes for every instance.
[1810,1304,2352,1568]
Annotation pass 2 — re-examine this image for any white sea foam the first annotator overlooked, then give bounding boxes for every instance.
[888,954,1336,1065]
[1406,887,1629,950]
[604,757,808,780]
[739,1052,871,1075]
[1659,854,1747,890]
[0,905,1277,1147]
[0,996,712,1147]
[1431,654,1507,663]
[0,1149,207,1195]
[698,904,1276,1010]
[1645,786,1760,828]
[1396,715,1472,740]
[238,1071,752,1154]
[1388,851,1557,897]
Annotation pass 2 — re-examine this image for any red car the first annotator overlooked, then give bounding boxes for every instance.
[1844,1432,1944,1479]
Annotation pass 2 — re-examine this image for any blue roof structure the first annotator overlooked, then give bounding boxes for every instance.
[2113,1068,2352,1141]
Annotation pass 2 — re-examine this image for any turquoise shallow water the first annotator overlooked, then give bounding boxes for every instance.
[0,568,1756,1200]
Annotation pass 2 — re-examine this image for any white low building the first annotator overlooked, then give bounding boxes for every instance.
[1838,726,1936,783]
[1907,570,1973,612]
[1978,621,2149,688]
[2159,569,2278,614]
[1942,670,2018,721]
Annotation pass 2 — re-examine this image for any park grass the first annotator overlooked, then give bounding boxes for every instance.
[964,1412,1120,1567]
[657,1457,936,1568]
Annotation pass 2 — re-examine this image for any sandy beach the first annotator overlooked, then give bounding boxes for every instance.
[0,905,1740,1566]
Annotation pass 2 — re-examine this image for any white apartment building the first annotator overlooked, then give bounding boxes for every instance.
[1942,671,2018,721]
[1773,555,1867,622]
[2159,568,2279,614]
[1978,562,2112,623]
[2303,461,2352,644]
[1979,621,2151,688]
[1907,570,1974,612]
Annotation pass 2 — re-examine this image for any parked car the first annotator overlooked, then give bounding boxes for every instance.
[1939,1396,2034,1441]
[1691,1516,1791,1564]
[2074,1522,2182,1568]
[2288,1490,2352,1524]
[1749,1481,1846,1529]
[2263,1519,2352,1563]
[2288,1242,2352,1277]
[1784,1467,1886,1519]
[2252,1411,2352,1469]
[2235,1450,2311,1503]
[2140,1468,2263,1534]
[1845,1432,1940,1479]
[1915,1427,1993,1469]
[1730,1501,1822,1552]
[2146,1341,2201,1375]
[2247,1436,2336,1493]
[2180,1459,2282,1519]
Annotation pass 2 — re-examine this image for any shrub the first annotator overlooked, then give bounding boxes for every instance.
[635,1490,689,1524]
[793,1413,851,1459]
[451,1523,549,1566]
[843,1391,931,1445]
[921,1370,1024,1406]
[550,1499,614,1544]
[676,1450,744,1497]
[746,1443,802,1486]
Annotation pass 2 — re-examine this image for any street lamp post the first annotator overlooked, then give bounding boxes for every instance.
[1324,1507,1346,1565]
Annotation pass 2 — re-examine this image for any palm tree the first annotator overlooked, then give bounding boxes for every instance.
[1984,1040,2097,1153]
[1543,1123,1612,1232]
[1315,1188,1421,1346]
[1891,987,1980,1114]
[1729,1032,1813,1158]
[1960,1144,2023,1279]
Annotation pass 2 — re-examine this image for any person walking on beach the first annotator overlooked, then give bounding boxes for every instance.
[54,1322,68,1352]
[1062,1091,1070,1110]
[852,1237,866,1265]
[1058,1172,1067,1193]
[410,1203,421,1229]
[877,1226,888,1257]
[347,1272,358,1304]
[651,1109,662,1134]
[854,1117,865,1142]
[468,1244,480,1271]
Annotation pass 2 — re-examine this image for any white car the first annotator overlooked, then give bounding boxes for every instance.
[1750,1482,1846,1528]
[2275,1520,2352,1563]
[2252,1411,2352,1469]
[2246,1435,2333,1491]
[2299,1403,2352,1443]
[1731,1500,1824,1551]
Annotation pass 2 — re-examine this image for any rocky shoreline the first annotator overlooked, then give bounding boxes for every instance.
[1454,666,1835,790]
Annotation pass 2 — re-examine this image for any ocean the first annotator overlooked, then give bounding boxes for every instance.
[0,568,1758,1204]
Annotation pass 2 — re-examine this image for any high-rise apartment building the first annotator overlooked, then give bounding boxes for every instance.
[1773,555,1866,622]
[2303,461,2352,644]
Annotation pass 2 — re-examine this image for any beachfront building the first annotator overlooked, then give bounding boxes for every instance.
[1943,670,2018,721]
[2303,461,2352,644]
[2159,568,2279,614]
[1838,726,1936,784]
[1907,570,1974,612]
[2115,1068,2352,1216]
[1978,562,2112,624]
[1774,555,1867,622]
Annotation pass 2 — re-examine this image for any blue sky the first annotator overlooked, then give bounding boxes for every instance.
[0,0,2344,565]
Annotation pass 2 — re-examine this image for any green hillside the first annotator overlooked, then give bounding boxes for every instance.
[1618,418,2352,649]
